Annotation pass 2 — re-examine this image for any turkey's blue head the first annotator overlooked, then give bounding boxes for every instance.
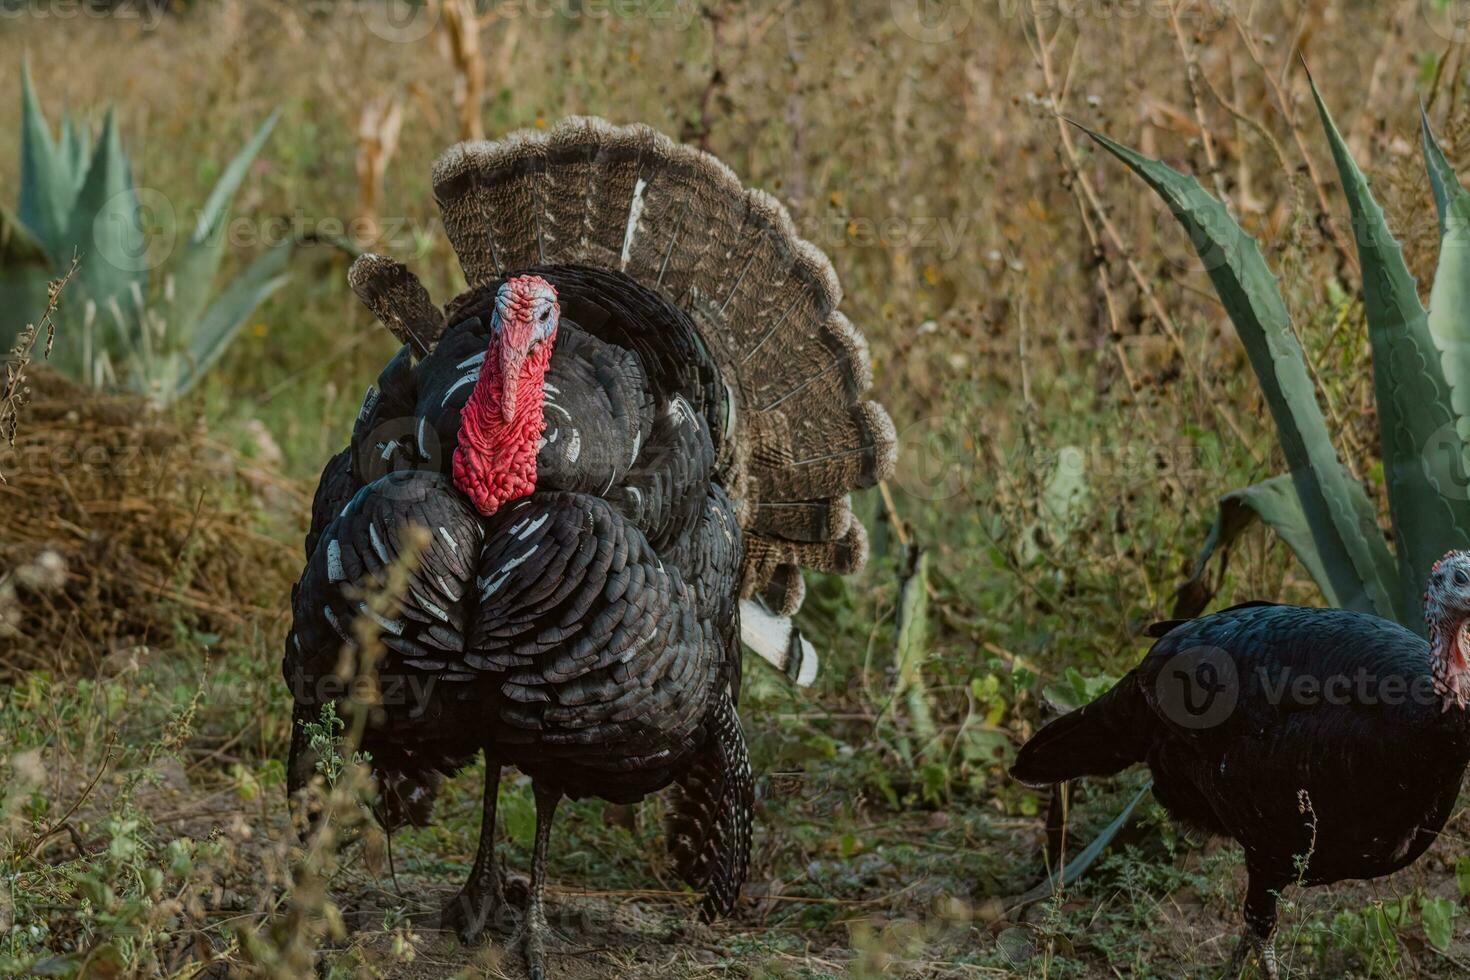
[1426,550,1470,709]
[453,275,560,515]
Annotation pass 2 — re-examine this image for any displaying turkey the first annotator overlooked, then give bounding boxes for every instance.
[1010,555,1470,978]
[282,117,896,977]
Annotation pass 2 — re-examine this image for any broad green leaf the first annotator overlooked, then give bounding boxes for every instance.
[17,60,68,260]
[168,110,281,342]
[1421,895,1457,952]
[1082,126,1400,619]
[1311,76,1470,626]
[190,109,280,245]
[1422,116,1470,591]
[1424,113,1470,423]
[176,241,292,398]
[894,548,937,746]
[65,108,147,318]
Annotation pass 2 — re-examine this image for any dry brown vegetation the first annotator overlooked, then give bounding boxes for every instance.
[6,0,1470,976]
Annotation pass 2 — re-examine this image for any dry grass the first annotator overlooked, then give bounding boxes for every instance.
[0,366,299,679]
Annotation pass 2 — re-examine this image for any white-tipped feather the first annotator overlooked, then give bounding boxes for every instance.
[738,599,818,687]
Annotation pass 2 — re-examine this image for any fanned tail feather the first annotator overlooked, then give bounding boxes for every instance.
[348,118,896,664]
[428,117,896,619]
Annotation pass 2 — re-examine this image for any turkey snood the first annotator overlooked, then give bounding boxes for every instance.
[452,275,559,516]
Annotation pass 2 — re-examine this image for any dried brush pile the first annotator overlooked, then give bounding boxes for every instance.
[0,367,298,678]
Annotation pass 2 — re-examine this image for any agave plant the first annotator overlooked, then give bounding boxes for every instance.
[3,64,290,406]
[1084,74,1470,634]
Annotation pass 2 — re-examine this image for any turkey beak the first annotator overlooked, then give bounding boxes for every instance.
[499,340,528,423]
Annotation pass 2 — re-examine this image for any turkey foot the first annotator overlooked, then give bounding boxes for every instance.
[440,875,510,945]
[1226,932,1278,980]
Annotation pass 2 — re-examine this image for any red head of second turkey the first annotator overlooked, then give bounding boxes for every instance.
[282,117,897,977]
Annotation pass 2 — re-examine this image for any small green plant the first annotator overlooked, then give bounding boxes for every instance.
[301,701,371,786]
[1085,73,1470,631]
[4,63,290,406]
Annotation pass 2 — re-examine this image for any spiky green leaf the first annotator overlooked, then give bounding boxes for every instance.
[1422,104,1458,238]
[1422,113,1470,577]
[175,241,293,398]
[1082,125,1400,619]
[64,108,147,319]
[168,110,281,342]
[17,60,68,260]
[1310,76,1470,626]
[191,109,280,245]
[56,112,91,202]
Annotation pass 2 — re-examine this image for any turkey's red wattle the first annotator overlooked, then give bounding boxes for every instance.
[453,302,556,516]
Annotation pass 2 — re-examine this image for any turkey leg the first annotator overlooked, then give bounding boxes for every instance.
[523,780,562,980]
[441,763,510,943]
[1227,872,1280,980]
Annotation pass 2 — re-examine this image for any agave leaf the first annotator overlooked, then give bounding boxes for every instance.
[65,107,147,319]
[1081,125,1401,620]
[168,110,281,341]
[1004,779,1153,912]
[1423,104,1458,238]
[56,111,91,203]
[1428,262,1470,409]
[1310,76,1470,626]
[176,241,292,398]
[17,61,68,260]
[1422,117,1470,550]
[191,109,280,244]
[1174,474,1353,617]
